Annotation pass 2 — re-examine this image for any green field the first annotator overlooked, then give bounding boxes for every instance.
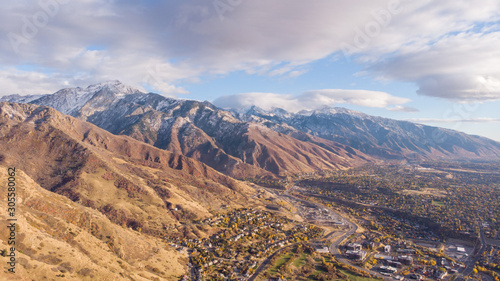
[431,200,446,207]
[293,253,307,267]
[268,252,293,274]
[338,269,381,281]
[266,249,382,281]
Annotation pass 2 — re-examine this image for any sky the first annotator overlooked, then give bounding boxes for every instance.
[1,0,500,141]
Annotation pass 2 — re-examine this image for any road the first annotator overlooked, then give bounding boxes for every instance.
[188,258,199,281]
[327,217,390,280]
[328,215,356,254]
[455,227,487,281]
[323,230,341,241]
[247,244,295,281]
[252,186,390,280]
[285,186,390,279]
[249,184,499,281]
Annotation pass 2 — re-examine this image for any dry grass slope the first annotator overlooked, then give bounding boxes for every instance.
[0,102,263,279]
[0,167,187,280]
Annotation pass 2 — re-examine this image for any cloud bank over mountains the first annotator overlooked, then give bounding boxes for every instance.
[214,89,411,112]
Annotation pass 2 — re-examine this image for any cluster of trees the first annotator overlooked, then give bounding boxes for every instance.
[171,208,330,279]
[328,254,373,278]
[480,245,500,273]
[474,265,500,281]
[244,177,289,189]
[264,245,353,280]
[297,163,500,240]
[263,245,308,279]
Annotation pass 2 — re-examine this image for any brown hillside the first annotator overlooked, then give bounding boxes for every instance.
[0,167,187,280]
[0,102,258,235]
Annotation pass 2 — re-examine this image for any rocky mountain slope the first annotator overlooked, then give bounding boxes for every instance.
[238,106,500,161]
[0,101,255,222]
[0,101,261,279]
[4,81,371,177]
[3,80,500,178]
[1,81,500,279]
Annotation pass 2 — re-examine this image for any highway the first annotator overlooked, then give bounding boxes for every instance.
[327,219,389,280]
[247,184,496,281]
[251,185,389,280]
[455,227,487,281]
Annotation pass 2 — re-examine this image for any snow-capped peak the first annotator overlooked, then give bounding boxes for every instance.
[309,106,367,118]
[84,80,144,96]
[29,80,145,115]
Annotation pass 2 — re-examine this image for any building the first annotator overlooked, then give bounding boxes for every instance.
[346,243,362,251]
[398,255,413,265]
[315,245,330,253]
[435,271,448,280]
[384,245,391,253]
[397,248,416,254]
[346,250,367,260]
[378,266,397,274]
[387,260,403,268]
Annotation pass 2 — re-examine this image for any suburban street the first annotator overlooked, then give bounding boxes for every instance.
[455,227,488,281]
[250,185,390,280]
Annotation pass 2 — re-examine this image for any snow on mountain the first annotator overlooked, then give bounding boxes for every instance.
[29,80,145,116]
[5,81,371,177]
[0,94,43,103]
[4,81,500,177]
[241,103,500,161]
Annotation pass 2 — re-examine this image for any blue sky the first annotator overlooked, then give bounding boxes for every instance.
[1,0,500,141]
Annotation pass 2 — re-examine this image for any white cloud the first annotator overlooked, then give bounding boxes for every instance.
[370,31,500,101]
[0,68,58,95]
[0,0,500,101]
[214,89,410,112]
[386,105,419,112]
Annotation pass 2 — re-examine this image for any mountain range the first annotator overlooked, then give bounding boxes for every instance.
[238,105,500,161]
[2,80,500,180]
[2,81,500,279]
[0,101,256,280]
